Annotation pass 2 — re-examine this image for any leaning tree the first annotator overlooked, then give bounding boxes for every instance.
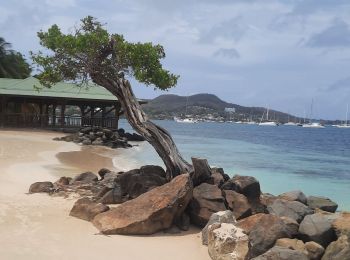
[31,16,192,179]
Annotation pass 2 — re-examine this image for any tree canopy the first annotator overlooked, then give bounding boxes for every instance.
[31,16,179,89]
[0,37,31,79]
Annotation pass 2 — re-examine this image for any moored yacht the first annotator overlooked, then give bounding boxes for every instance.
[336,104,350,128]
[258,107,278,126]
[302,122,325,128]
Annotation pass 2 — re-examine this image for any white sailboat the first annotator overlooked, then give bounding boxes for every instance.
[259,107,278,126]
[302,99,324,128]
[173,96,197,123]
[336,104,350,128]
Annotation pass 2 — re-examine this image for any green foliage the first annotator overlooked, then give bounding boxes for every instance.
[0,37,31,79]
[31,16,179,90]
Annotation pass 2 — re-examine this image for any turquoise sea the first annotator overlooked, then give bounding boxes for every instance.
[118,119,350,211]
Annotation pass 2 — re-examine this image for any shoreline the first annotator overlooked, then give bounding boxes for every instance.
[0,130,209,260]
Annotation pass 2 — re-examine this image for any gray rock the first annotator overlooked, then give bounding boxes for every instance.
[281,216,300,237]
[299,213,337,247]
[307,196,338,213]
[29,181,53,193]
[279,190,307,204]
[321,235,350,260]
[251,246,309,260]
[267,199,314,223]
[174,212,190,231]
[208,223,249,260]
[81,139,91,145]
[201,210,236,245]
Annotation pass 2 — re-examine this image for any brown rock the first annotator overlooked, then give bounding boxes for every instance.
[260,193,277,207]
[29,181,53,193]
[236,213,266,235]
[321,235,350,260]
[224,190,252,220]
[332,212,350,238]
[55,176,71,186]
[71,172,98,184]
[275,238,308,255]
[92,174,193,235]
[305,241,325,260]
[251,246,309,260]
[222,175,261,200]
[191,157,212,186]
[188,183,227,227]
[307,196,338,213]
[70,197,109,221]
[248,214,292,258]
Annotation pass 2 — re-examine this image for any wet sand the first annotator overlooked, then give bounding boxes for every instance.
[0,130,209,260]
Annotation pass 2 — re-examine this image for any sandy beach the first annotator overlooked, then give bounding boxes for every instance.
[0,130,209,260]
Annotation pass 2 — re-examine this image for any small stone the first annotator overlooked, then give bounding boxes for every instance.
[29,181,53,193]
[307,196,338,213]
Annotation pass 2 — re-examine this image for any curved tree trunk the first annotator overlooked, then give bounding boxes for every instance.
[91,75,192,179]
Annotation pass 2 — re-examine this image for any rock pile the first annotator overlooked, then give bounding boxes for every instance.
[54,127,145,148]
[28,157,348,259]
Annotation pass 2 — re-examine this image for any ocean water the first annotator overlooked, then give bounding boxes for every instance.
[118,119,350,211]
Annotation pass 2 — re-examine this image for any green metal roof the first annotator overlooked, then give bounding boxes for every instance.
[0,77,118,101]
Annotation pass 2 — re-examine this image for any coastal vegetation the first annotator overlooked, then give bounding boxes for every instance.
[31,16,191,179]
[0,37,31,79]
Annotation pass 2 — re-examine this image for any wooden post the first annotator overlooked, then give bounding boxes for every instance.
[52,104,57,127]
[60,103,66,128]
[45,104,49,127]
[39,102,44,127]
[0,96,6,128]
[101,106,106,127]
[114,103,121,130]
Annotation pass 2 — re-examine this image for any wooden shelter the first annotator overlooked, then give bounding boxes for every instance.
[0,77,145,129]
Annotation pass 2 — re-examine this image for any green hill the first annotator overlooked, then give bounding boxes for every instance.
[142,93,301,123]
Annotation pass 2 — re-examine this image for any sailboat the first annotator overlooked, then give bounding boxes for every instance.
[336,104,350,128]
[284,112,298,126]
[258,107,278,126]
[173,96,197,123]
[302,99,324,128]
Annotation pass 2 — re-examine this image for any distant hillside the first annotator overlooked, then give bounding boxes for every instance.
[142,93,301,123]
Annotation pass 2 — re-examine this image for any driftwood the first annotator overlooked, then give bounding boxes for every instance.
[91,76,192,179]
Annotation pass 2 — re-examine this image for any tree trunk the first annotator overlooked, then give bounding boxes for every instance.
[91,75,192,179]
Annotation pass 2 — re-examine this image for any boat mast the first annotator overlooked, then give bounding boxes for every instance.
[346,104,349,126]
[266,108,269,121]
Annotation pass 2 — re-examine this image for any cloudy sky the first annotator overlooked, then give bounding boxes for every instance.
[1,0,350,119]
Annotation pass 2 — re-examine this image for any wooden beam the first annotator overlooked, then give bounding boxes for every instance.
[52,104,57,127]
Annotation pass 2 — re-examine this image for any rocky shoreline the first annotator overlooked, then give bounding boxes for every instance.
[29,158,349,260]
[54,126,145,148]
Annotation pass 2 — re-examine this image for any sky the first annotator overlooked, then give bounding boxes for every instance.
[1,0,350,119]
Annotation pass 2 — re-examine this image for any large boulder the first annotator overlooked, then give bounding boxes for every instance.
[299,213,337,247]
[71,172,98,184]
[208,223,249,260]
[260,193,278,208]
[321,235,350,260]
[236,213,266,235]
[188,183,227,227]
[191,157,212,186]
[202,210,236,245]
[113,168,167,200]
[251,246,309,260]
[55,176,71,186]
[29,181,54,193]
[267,199,313,223]
[224,190,252,220]
[307,196,338,213]
[69,197,109,221]
[92,174,193,235]
[279,190,307,204]
[222,175,261,200]
[332,212,350,238]
[248,214,292,258]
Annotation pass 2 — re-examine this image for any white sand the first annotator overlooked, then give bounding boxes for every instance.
[0,130,209,260]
